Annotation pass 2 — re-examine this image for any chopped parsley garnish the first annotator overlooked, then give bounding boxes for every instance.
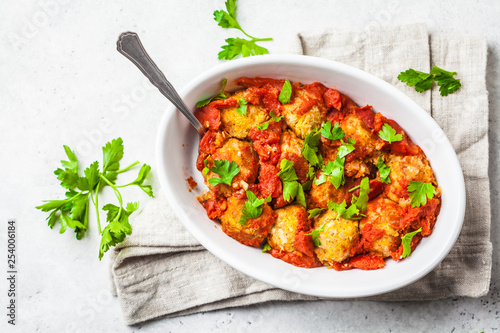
[257,110,282,130]
[378,123,403,144]
[236,98,248,116]
[322,155,345,189]
[202,157,210,176]
[257,120,271,130]
[306,223,326,246]
[262,242,272,252]
[351,177,369,213]
[307,208,326,218]
[328,200,361,220]
[401,228,422,258]
[208,159,240,186]
[277,159,306,207]
[376,155,391,184]
[407,181,435,207]
[214,0,273,60]
[196,78,228,107]
[278,79,292,104]
[238,190,271,225]
[320,121,344,141]
[270,110,283,122]
[398,65,461,96]
[302,129,322,167]
[337,138,356,158]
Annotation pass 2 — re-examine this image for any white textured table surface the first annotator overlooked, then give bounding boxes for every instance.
[1,0,499,332]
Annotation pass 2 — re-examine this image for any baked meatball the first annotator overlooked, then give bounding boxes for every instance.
[266,205,320,268]
[308,170,347,209]
[282,86,326,139]
[384,154,437,207]
[220,196,276,247]
[359,197,402,257]
[313,210,359,265]
[279,131,310,184]
[207,138,259,195]
[220,90,269,139]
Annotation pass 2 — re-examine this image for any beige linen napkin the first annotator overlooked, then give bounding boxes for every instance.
[110,24,492,325]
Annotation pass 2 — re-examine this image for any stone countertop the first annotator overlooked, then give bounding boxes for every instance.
[0,0,498,331]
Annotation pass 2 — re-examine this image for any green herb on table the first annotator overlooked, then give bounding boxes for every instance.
[208,159,240,186]
[36,138,154,260]
[239,190,271,225]
[398,65,461,96]
[401,228,422,258]
[214,0,273,60]
[378,123,403,144]
[407,181,435,208]
[196,78,228,107]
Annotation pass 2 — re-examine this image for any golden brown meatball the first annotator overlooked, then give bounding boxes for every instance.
[220,90,269,139]
[220,196,276,247]
[207,138,259,195]
[282,87,326,139]
[279,131,310,184]
[308,170,347,209]
[313,210,359,265]
[340,113,384,158]
[384,154,437,207]
[359,197,402,258]
[267,205,321,268]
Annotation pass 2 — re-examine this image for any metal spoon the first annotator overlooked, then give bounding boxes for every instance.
[116,32,205,135]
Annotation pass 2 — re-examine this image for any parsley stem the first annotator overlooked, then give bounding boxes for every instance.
[117,161,140,174]
[99,174,124,222]
[92,182,102,234]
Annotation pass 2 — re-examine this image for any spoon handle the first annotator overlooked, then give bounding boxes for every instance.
[116,32,205,135]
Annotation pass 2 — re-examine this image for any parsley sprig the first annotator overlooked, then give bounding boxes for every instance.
[320,121,344,141]
[407,181,435,207]
[36,138,154,260]
[398,65,461,96]
[376,155,391,184]
[214,0,273,60]
[328,200,361,220]
[239,190,271,225]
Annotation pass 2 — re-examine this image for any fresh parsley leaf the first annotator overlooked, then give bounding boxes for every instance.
[328,200,361,220]
[236,98,248,116]
[314,173,327,186]
[257,120,271,130]
[323,155,345,189]
[376,155,391,184]
[302,129,322,167]
[407,181,435,207]
[202,157,210,176]
[321,121,344,141]
[430,65,462,96]
[37,138,154,260]
[277,159,306,207]
[239,191,271,225]
[209,159,240,186]
[270,110,283,122]
[401,228,422,258]
[278,79,292,104]
[351,177,369,212]
[397,69,434,93]
[102,138,124,172]
[398,65,461,96]
[308,208,326,218]
[306,223,326,246]
[262,242,272,252]
[337,138,356,158]
[378,123,403,144]
[218,37,270,60]
[213,0,241,30]
[196,78,228,108]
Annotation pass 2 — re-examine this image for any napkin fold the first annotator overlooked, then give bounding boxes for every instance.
[110,24,492,325]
